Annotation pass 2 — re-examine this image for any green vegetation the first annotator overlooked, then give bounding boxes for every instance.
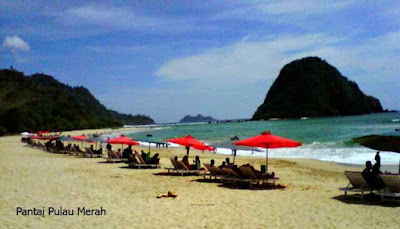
[0,69,154,134]
[252,57,383,120]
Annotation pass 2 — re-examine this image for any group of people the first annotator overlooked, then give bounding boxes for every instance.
[173,155,202,170]
[208,157,275,178]
[362,151,384,189]
[108,145,160,164]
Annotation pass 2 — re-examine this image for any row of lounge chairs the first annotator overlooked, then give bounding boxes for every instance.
[166,158,279,188]
[167,158,205,175]
[203,163,279,188]
[340,171,400,202]
[27,141,103,158]
[107,151,161,169]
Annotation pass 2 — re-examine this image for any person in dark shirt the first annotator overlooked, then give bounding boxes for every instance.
[210,159,215,167]
[362,161,372,186]
[182,155,190,169]
[106,143,112,152]
[150,153,160,164]
[123,145,133,158]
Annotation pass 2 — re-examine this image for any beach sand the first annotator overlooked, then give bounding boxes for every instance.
[1,129,399,228]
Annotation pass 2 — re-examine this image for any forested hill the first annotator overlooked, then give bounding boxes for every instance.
[0,69,154,134]
[252,57,383,120]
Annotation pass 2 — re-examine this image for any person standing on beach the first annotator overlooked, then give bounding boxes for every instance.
[106,142,112,152]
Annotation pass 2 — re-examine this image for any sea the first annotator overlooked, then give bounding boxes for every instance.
[123,112,400,166]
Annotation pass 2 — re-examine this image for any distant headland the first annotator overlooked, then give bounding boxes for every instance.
[0,68,154,135]
[252,57,383,120]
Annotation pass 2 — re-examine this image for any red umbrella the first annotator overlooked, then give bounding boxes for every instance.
[165,135,213,155]
[106,135,139,146]
[71,135,88,141]
[37,130,50,135]
[234,131,302,172]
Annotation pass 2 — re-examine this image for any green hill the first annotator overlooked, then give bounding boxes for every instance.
[0,69,154,135]
[253,57,383,120]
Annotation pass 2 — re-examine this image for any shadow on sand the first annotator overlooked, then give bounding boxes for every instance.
[193,178,286,190]
[153,172,199,177]
[332,194,400,207]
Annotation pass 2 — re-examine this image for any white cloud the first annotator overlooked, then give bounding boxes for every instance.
[155,31,400,113]
[60,4,193,33]
[2,35,30,62]
[156,34,341,87]
[256,0,355,15]
[2,35,30,51]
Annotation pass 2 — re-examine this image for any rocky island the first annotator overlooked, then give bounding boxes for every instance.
[252,57,383,120]
[179,114,217,123]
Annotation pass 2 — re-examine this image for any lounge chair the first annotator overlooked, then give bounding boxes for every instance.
[239,166,279,187]
[221,168,241,185]
[106,151,127,163]
[77,147,102,158]
[376,174,400,202]
[339,171,374,201]
[129,154,160,169]
[166,158,205,176]
[203,164,227,180]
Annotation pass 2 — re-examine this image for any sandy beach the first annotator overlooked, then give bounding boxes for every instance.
[1,129,399,228]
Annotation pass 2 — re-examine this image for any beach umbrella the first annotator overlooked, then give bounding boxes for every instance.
[165,135,214,155]
[37,130,50,135]
[59,135,74,141]
[353,129,400,172]
[106,135,139,145]
[21,132,32,137]
[71,135,88,141]
[85,136,106,150]
[71,135,88,148]
[209,137,262,164]
[234,131,302,173]
[106,135,139,153]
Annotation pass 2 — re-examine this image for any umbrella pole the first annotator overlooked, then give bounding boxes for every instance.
[266,147,269,173]
[233,149,236,164]
[149,142,151,153]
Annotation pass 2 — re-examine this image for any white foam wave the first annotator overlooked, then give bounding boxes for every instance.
[215,144,400,165]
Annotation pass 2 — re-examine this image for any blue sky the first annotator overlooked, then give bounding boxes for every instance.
[1,0,399,123]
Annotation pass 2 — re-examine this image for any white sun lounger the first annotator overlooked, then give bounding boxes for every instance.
[339,171,374,201]
[376,174,400,202]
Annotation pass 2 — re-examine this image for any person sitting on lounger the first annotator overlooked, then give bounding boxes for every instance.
[210,159,215,167]
[141,150,147,162]
[219,161,226,169]
[182,155,190,169]
[150,153,160,164]
[225,158,234,169]
[123,145,133,158]
[90,145,95,153]
[116,149,122,158]
[371,152,384,189]
[362,161,372,186]
[95,148,102,154]
[174,156,178,161]
[192,155,201,170]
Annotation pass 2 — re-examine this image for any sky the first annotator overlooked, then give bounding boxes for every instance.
[1,0,399,123]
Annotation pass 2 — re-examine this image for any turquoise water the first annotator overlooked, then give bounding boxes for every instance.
[126,113,400,165]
